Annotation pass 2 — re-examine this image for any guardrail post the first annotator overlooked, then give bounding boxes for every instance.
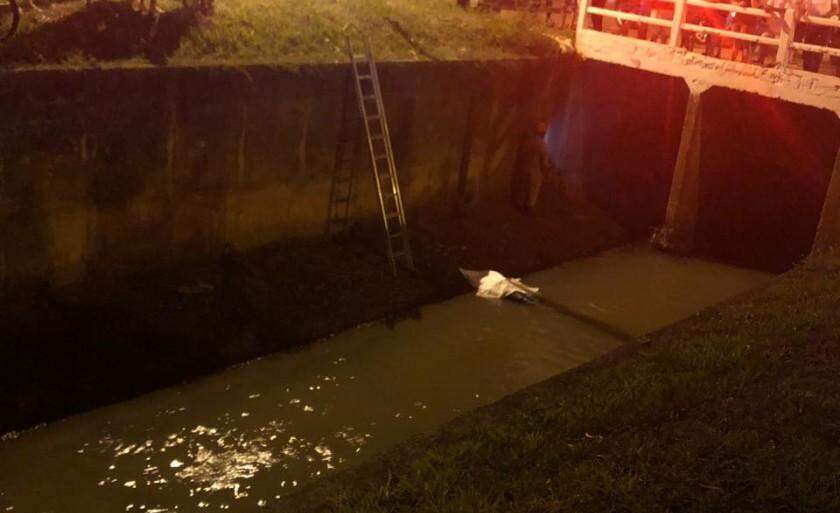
[669,0,688,46]
[575,0,589,36]
[775,6,796,69]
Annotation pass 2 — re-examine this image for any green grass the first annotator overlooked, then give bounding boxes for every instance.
[276,262,840,512]
[2,0,569,68]
[176,0,564,63]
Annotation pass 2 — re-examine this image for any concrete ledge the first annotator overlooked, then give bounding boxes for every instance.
[576,30,840,115]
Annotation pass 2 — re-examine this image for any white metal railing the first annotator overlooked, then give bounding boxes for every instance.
[576,0,840,75]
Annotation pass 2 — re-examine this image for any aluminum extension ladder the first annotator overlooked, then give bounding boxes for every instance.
[348,37,414,276]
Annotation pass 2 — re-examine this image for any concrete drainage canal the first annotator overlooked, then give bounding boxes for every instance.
[0,245,771,513]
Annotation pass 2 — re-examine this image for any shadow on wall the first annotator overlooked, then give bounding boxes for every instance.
[548,61,689,237]
[695,89,840,273]
[0,1,198,66]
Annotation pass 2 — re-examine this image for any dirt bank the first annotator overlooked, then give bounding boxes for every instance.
[0,192,626,435]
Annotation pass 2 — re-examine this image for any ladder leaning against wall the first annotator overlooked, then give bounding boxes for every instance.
[347,37,415,276]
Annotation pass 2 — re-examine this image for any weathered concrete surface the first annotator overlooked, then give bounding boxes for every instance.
[549,60,688,235]
[551,59,839,271]
[576,29,840,115]
[693,88,840,271]
[812,147,840,258]
[573,27,840,269]
[0,58,569,292]
[655,86,839,270]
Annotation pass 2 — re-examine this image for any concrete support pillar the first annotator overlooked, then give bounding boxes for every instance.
[811,144,840,259]
[653,83,706,252]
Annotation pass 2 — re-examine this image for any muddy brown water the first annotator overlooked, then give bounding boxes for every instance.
[0,245,771,513]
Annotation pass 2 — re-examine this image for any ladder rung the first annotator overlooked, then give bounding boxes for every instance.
[373,154,388,160]
[386,212,400,220]
[370,134,385,140]
[334,196,351,203]
[357,74,373,80]
[366,114,381,121]
[390,232,403,238]
[362,94,376,100]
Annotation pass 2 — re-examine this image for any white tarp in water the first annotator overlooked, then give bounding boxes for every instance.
[459,269,540,302]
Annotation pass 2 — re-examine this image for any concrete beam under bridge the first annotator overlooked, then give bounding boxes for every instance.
[652,82,706,253]
[576,30,840,115]
[655,88,840,259]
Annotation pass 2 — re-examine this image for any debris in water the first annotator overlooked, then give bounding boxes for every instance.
[459,269,539,304]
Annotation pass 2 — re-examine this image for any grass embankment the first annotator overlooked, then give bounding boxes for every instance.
[1,0,567,67]
[276,261,840,512]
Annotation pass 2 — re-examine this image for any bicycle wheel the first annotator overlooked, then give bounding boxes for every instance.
[0,0,20,44]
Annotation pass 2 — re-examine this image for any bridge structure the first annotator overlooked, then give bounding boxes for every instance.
[572,0,840,257]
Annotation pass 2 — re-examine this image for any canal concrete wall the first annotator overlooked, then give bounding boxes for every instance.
[0,58,569,292]
[549,61,689,236]
[693,89,839,271]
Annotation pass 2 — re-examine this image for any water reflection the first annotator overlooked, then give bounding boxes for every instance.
[0,246,771,513]
[69,365,392,511]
